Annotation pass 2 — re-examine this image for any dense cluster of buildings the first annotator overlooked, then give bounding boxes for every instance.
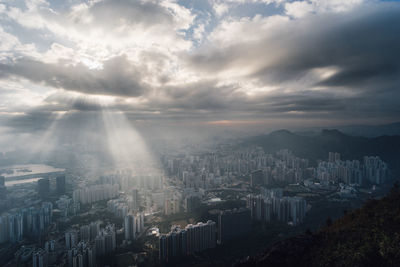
[80,222,101,243]
[159,221,216,262]
[0,143,393,267]
[316,154,388,185]
[65,223,116,267]
[72,184,119,205]
[364,156,389,184]
[124,212,145,241]
[37,175,66,199]
[247,188,307,225]
[32,249,49,267]
[158,208,254,262]
[163,148,313,190]
[107,198,129,218]
[0,202,53,243]
[67,241,96,267]
[56,195,80,219]
[101,173,163,192]
[94,224,117,256]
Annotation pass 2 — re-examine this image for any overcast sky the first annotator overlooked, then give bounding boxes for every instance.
[0,0,400,139]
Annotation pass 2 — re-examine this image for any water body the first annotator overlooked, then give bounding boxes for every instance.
[5,177,42,186]
[0,164,64,178]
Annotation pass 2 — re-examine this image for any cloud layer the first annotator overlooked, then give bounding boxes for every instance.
[0,0,399,138]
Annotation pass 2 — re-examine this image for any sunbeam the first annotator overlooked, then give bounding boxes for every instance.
[101,107,162,176]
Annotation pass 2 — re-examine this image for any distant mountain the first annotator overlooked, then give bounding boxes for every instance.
[235,185,400,267]
[297,121,400,137]
[241,129,400,175]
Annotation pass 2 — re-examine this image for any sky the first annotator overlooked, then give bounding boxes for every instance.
[0,0,400,150]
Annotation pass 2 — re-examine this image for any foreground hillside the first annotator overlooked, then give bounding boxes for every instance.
[235,184,400,267]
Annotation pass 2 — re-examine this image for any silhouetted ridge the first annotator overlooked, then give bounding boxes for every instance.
[320,129,348,138]
[268,129,295,136]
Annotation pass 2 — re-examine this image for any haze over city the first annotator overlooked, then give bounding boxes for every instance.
[0,0,400,267]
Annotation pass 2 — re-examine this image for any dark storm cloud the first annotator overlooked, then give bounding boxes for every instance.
[183,4,400,120]
[157,81,245,110]
[0,55,148,97]
[189,5,400,84]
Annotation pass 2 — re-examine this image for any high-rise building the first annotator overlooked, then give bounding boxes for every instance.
[94,235,105,257]
[38,178,50,199]
[6,213,23,243]
[95,224,116,256]
[0,203,53,242]
[0,175,5,197]
[159,234,167,262]
[329,152,341,163]
[124,214,136,241]
[32,249,48,267]
[218,208,251,244]
[56,175,66,195]
[364,156,388,184]
[65,230,78,249]
[140,212,145,231]
[89,221,100,241]
[247,193,307,225]
[131,188,140,211]
[73,184,119,205]
[159,220,216,262]
[0,214,9,243]
[44,240,56,253]
[80,225,90,242]
[67,241,96,267]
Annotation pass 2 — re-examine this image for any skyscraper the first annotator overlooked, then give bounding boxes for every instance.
[89,221,100,241]
[32,249,48,267]
[159,221,216,262]
[56,175,66,195]
[124,214,136,240]
[95,224,116,256]
[65,230,78,249]
[159,234,167,262]
[80,225,90,242]
[38,178,50,199]
[0,175,6,200]
[131,188,140,211]
[67,241,96,267]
